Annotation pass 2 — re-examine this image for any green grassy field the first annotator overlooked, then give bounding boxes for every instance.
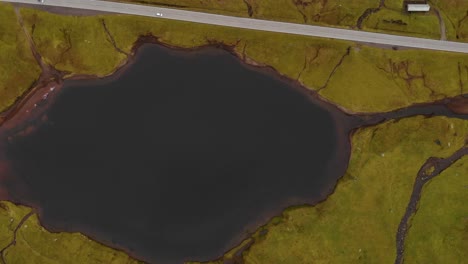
[362,8,441,39]
[404,155,468,263]
[430,0,468,41]
[0,201,31,250]
[0,3,41,113]
[0,201,140,264]
[319,46,468,112]
[20,8,127,77]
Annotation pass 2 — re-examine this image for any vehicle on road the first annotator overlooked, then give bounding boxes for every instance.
[156,12,163,17]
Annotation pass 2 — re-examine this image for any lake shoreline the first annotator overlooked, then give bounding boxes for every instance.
[0,35,466,264]
[0,40,351,263]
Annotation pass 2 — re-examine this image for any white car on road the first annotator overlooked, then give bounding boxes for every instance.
[156,12,163,17]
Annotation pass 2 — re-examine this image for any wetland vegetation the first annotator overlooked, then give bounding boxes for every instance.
[0,5,40,113]
[0,201,141,264]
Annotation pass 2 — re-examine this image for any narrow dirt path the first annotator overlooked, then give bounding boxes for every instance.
[433,8,447,41]
[394,145,468,264]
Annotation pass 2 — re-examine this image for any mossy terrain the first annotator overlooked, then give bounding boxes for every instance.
[0,201,31,250]
[356,0,467,41]
[0,201,140,263]
[362,7,441,39]
[14,7,468,113]
[201,116,468,263]
[431,0,468,41]
[21,9,127,76]
[0,3,41,113]
[404,156,468,263]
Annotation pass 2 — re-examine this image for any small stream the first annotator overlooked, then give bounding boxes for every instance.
[395,146,467,264]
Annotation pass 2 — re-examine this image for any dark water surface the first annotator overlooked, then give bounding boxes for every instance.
[2,44,348,263]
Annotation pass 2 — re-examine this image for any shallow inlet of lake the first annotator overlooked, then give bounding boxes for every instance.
[0,44,350,263]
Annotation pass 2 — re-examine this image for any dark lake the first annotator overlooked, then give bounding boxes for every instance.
[1,44,349,263]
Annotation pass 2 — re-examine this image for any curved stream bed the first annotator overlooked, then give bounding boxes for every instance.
[0,44,353,263]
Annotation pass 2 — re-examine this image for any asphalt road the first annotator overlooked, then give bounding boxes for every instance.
[3,0,468,54]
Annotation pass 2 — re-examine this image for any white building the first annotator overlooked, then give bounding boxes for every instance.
[407,3,431,12]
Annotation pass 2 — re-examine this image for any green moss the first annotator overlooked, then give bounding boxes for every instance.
[0,3,41,113]
[384,0,405,10]
[0,202,140,264]
[232,116,468,263]
[363,9,441,39]
[320,46,468,112]
[430,0,468,41]
[404,156,468,263]
[20,8,126,76]
[318,46,409,112]
[0,201,31,250]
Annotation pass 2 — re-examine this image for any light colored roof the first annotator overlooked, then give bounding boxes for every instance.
[407,4,431,11]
